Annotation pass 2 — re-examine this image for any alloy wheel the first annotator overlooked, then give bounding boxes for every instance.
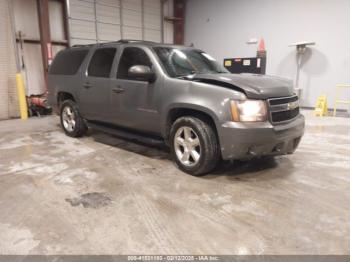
[62,106,76,132]
[174,126,201,167]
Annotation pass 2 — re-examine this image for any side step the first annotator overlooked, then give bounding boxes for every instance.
[87,121,165,147]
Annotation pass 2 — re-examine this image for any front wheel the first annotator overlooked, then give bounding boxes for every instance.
[170,116,220,176]
[60,100,87,138]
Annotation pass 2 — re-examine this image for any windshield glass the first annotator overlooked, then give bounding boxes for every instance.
[153,47,229,78]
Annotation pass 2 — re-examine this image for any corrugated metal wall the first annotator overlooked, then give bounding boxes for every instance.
[0,0,173,120]
[163,0,174,44]
[0,0,19,120]
[49,1,67,70]
[13,0,45,96]
[13,0,66,97]
[68,0,164,46]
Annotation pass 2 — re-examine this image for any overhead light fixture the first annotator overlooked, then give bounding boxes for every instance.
[289,41,316,54]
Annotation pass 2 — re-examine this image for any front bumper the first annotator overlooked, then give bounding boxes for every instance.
[218,114,305,160]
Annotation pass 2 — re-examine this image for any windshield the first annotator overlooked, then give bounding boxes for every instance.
[153,47,229,78]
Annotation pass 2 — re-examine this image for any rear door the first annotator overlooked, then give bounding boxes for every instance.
[111,46,161,134]
[78,47,117,122]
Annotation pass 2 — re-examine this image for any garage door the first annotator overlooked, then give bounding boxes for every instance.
[0,0,19,120]
[68,0,162,46]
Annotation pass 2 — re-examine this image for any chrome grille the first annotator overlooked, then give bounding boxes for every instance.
[268,95,300,123]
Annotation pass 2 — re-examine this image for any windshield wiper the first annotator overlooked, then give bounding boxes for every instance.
[176,71,197,79]
[176,75,192,80]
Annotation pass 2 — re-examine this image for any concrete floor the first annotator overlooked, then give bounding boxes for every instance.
[0,111,349,255]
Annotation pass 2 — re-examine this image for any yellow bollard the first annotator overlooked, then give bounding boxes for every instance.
[15,73,28,120]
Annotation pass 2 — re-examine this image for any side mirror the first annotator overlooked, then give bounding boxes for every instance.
[128,65,156,82]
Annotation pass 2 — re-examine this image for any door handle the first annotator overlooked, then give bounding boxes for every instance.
[83,82,92,89]
[112,86,125,94]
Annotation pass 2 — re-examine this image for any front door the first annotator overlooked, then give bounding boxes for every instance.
[111,47,161,134]
[78,47,117,122]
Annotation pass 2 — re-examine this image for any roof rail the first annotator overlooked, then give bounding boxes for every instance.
[114,39,157,44]
[71,39,157,48]
[71,43,95,48]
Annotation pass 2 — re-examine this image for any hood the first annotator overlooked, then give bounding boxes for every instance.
[190,73,294,99]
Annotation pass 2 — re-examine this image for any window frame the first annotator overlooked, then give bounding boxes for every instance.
[49,48,89,76]
[86,47,117,79]
[116,46,154,81]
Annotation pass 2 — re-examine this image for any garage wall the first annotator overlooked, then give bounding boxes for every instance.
[68,0,171,46]
[49,0,66,42]
[163,0,174,44]
[12,0,67,97]
[184,0,350,108]
[13,0,45,96]
[0,0,19,120]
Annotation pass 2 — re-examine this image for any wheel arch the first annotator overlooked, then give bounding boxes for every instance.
[57,92,76,107]
[163,105,220,145]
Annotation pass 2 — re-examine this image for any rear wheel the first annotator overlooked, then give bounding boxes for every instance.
[60,100,87,137]
[170,116,220,176]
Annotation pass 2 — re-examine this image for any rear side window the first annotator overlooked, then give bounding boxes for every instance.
[88,48,116,78]
[117,47,152,79]
[49,49,88,75]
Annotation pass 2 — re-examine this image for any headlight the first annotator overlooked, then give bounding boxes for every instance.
[230,100,267,122]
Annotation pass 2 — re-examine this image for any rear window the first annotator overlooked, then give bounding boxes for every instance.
[49,49,89,75]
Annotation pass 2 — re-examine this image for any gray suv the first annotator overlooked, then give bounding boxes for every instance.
[48,40,304,175]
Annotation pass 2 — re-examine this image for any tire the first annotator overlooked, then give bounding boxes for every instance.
[170,116,220,176]
[60,100,87,138]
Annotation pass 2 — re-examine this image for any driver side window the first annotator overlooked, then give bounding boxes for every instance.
[117,47,152,80]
